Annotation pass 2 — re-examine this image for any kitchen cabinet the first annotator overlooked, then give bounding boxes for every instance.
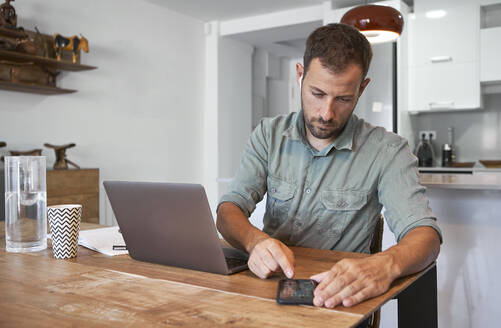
[410,62,480,112]
[480,27,501,82]
[408,2,481,113]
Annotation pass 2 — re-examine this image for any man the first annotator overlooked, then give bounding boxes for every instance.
[217,23,442,312]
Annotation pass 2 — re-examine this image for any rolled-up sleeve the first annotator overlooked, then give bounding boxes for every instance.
[217,120,269,217]
[378,139,443,243]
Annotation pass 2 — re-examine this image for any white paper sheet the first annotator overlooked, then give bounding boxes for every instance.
[77,226,129,256]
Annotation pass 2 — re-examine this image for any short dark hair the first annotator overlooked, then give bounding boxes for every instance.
[303,23,372,79]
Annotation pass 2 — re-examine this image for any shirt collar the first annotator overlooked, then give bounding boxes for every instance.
[282,110,306,141]
[283,111,357,154]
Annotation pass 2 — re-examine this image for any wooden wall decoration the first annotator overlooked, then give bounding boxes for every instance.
[53,34,89,63]
[44,143,81,170]
[9,149,42,156]
[0,148,42,161]
[0,0,17,30]
[0,1,96,95]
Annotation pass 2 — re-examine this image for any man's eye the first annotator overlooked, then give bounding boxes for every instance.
[312,93,324,98]
[338,98,351,103]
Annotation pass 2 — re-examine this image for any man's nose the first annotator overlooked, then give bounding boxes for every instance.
[319,98,335,122]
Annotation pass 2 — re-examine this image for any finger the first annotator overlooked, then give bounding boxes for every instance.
[310,271,329,283]
[324,281,364,308]
[342,287,373,307]
[316,266,340,293]
[312,271,336,307]
[316,273,357,304]
[257,248,280,273]
[249,254,271,279]
[254,255,272,279]
[268,243,294,278]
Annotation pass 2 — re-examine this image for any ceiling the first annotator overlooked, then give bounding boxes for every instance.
[146,0,414,22]
[146,0,414,58]
[146,0,365,22]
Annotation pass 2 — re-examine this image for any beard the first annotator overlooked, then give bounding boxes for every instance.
[304,116,340,139]
[301,94,357,140]
[302,97,344,140]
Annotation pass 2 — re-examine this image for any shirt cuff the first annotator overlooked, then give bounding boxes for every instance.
[217,193,254,218]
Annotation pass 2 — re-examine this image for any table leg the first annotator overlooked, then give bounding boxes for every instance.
[397,265,437,328]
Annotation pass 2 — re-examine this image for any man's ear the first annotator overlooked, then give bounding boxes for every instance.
[296,62,304,86]
[358,77,371,96]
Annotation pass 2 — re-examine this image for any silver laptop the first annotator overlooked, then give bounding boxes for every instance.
[103,181,249,275]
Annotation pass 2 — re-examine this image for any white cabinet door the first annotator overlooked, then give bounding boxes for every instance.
[411,4,479,67]
[480,27,501,83]
[408,2,481,113]
[411,62,481,112]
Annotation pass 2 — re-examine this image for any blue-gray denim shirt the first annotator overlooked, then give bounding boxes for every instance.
[218,111,442,253]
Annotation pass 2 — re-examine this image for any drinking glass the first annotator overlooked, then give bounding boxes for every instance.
[4,156,47,252]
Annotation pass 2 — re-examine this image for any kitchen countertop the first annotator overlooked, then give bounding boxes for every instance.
[419,172,501,190]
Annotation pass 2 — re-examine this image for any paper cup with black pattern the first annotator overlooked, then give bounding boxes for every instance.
[48,204,82,259]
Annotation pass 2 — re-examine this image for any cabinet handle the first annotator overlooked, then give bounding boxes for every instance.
[430,56,453,63]
[429,101,454,109]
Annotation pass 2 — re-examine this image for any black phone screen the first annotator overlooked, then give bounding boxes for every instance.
[276,279,318,305]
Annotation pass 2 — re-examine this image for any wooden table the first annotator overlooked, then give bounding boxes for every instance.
[0,223,437,327]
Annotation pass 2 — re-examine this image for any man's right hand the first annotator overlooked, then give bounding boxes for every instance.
[247,237,295,279]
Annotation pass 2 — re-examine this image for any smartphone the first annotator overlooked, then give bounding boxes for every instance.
[276,279,318,305]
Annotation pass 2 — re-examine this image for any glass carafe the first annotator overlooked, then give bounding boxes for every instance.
[4,156,47,252]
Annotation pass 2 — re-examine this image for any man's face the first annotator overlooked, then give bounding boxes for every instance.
[297,58,370,142]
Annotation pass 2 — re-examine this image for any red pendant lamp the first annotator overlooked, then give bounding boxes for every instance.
[341,4,404,44]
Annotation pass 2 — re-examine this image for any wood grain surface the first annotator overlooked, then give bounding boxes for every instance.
[0,223,434,327]
[47,169,99,223]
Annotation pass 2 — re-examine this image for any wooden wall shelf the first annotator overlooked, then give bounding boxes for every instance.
[0,27,27,38]
[0,50,96,71]
[0,27,97,95]
[0,80,76,94]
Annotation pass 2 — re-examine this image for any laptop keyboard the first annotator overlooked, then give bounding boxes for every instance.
[225,257,248,269]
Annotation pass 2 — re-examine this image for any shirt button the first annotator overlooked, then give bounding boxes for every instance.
[271,187,276,193]
[306,188,311,194]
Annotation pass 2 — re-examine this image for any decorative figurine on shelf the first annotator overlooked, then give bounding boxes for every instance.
[15,36,37,55]
[10,149,42,156]
[34,27,50,58]
[0,36,16,50]
[44,143,81,170]
[53,34,89,63]
[1,148,42,161]
[0,0,17,29]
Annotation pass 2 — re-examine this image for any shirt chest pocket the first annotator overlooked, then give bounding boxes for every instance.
[265,176,296,227]
[316,190,368,237]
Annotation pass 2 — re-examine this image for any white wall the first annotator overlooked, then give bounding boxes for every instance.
[267,57,292,117]
[289,57,303,114]
[251,48,294,129]
[217,36,253,202]
[0,0,206,225]
[252,48,268,129]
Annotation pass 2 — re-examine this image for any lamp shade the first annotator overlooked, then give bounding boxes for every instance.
[340,4,404,44]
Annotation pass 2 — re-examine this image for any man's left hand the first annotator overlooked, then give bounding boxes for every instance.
[310,254,399,308]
